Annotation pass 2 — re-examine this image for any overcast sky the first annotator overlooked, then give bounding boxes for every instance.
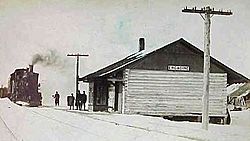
[0,0,249,105]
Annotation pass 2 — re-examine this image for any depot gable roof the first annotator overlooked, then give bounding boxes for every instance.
[80,38,249,84]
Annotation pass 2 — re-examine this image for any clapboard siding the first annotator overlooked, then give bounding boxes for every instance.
[124,69,227,116]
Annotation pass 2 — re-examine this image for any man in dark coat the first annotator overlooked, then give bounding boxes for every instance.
[67,93,75,110]
[75,90,80,110]
[82,91,87,111]
[54,91,60,106]
[78,90,83,111]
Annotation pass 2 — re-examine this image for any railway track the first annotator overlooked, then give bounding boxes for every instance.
[0,114,19,141]
[29,109,110,141]
[1,104,203,141]
[58,109,205,141]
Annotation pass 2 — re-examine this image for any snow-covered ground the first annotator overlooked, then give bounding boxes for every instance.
[0,98,249,141]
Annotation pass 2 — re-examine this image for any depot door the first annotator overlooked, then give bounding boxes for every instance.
[93,80,108,111]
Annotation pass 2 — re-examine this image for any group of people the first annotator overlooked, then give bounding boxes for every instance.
[52,90,87,111]
[67,90,87,110]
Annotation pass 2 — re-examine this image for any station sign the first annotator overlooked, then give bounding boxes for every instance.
[168,65,190,71]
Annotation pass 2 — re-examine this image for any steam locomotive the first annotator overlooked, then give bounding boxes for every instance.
[8,65,42,106]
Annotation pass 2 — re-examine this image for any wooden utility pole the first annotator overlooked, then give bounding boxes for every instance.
[182,6,232,130]
[67,53,89,96]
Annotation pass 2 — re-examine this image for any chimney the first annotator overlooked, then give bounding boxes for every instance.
[139,38,145,52]
[29,65,33,72]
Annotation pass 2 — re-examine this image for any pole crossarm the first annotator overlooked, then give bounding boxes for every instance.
[182,6,233,16]
[67,54,89,57]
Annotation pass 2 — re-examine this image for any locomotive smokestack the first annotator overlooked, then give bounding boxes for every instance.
[29,65,34,72]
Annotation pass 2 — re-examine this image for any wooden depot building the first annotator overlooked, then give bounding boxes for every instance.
[80,38,249,123]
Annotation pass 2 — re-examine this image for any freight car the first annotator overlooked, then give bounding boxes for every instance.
[8,65,42,106]
[0,85,8,98]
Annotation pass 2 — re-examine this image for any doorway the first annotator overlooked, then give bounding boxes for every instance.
[114,81,123,112]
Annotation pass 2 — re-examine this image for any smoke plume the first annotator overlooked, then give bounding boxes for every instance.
[32,50,66,68]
